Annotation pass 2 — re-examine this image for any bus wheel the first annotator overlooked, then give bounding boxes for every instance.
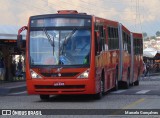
[134,79,139,86]
[113,77,118,91]
[94,80,104,99]
[113,69,118,91]
[129,81,133,86]
[134,71,140,86]
[124,70,130,89]
[40,95,50,101]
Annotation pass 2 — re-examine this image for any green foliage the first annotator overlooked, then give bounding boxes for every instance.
[150,36,156,39]
[143,37,149,41]
[142,32,147,38]
[156,31,160,37]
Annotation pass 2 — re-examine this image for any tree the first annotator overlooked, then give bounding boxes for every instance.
[142,32,147,38]
[143,37,150,41]
[156,31,160,37]
[150,36,156,39]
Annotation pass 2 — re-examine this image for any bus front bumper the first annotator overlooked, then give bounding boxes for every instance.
[26,79,95,95]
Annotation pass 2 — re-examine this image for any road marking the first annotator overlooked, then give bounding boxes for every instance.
[9,91,27,95]
[136,90,150,94]
[111,90,126,94]
[122,98,145,109]
[112,98,145,115]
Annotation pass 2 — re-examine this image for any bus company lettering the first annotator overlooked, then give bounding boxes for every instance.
[11,110,42,115]
[125,110,158,115]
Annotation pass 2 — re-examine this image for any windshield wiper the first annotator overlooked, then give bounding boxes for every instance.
[60,28,78,55]
[64,28,77,43]
[59,28,78,64]
[43,28,55,55]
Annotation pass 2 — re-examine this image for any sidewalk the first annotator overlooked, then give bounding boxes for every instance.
[148,73,160,76]
[0,81,26,95]
[141,72,160,78]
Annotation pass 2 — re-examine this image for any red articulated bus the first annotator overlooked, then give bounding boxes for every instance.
[18,10,143,100]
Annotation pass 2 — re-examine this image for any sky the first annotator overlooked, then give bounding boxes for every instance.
[0,0,160,37]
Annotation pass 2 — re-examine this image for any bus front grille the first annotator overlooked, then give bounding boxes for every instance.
[40,72,79,77]
[35,85,85,89]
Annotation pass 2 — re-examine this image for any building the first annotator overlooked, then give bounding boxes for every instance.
[0,25,26,81]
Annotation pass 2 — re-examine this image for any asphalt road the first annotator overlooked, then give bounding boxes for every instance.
[0,76,160,117]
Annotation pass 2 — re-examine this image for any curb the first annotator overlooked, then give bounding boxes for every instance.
[0,85,26,95]
[141,73,160,77]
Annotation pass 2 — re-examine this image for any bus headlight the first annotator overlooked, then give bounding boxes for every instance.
[77,69,90,79]
[30,69,42,78]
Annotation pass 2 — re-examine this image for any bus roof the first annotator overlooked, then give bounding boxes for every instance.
[30,10,91,19]
[132,32,143,38]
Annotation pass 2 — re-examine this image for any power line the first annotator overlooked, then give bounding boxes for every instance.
[46,0,137,14]
[140,2,159,36]
[10,0,160,36]
[138,0,143,33]
[41,0,66,10]
[15,0,54,13]
[78,0,137,13]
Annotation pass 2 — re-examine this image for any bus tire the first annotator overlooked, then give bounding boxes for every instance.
[124,69,130,89]
[94,79,104,99]
[113,68,118,91]
[40,95,50,100]
[129,81,134,86]
[134,69,140,86]
[134,79,139,86]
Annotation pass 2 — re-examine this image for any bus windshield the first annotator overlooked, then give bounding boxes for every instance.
[30,29,91,66]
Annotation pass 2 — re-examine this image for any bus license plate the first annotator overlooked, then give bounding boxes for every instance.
[54,82,65,86]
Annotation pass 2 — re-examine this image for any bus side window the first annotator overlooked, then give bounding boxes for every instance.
[95,31,100,55]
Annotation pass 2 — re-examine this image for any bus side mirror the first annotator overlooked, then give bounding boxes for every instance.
[17,26,27,49]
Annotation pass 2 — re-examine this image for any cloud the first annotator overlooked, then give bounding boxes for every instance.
[0,0,159,35]
[0,0,56,26]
